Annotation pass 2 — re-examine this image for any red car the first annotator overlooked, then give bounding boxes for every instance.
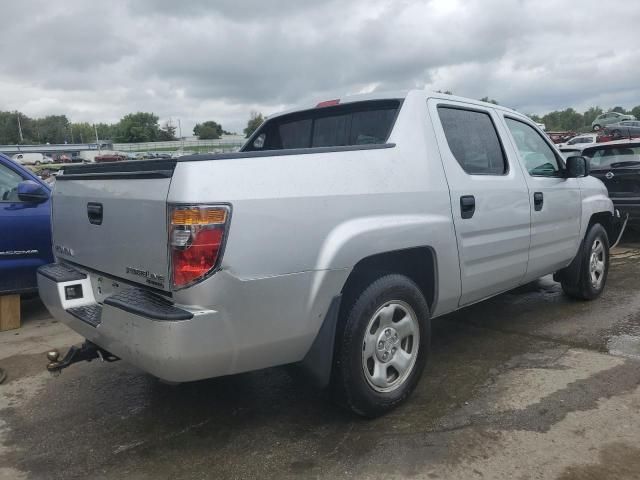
[94,153,126,163]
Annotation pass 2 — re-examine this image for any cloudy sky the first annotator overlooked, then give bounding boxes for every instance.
[1,0,639,134]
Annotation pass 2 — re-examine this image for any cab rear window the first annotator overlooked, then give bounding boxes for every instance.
[243,100,400,151]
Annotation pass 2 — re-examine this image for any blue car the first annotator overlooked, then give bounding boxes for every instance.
[0,153,53,294]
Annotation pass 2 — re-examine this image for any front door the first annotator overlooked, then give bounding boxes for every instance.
[0,161,52,293]
[429,100,531,306]
[500,116,582,282]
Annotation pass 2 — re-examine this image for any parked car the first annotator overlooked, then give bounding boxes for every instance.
[582,139,640,226]
[592,112,636,131]
[11,152,47,165]
[0,153,53,294]
[547,131,576,144]
[603,120,640,139]
[94,153,126,163]
[39,90,615,417]
[557,133,597,149]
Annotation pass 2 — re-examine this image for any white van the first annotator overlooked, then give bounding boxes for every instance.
[11,153,47,165]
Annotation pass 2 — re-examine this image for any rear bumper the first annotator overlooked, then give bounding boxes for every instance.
[37,262,344,382]
[37,264,233,382]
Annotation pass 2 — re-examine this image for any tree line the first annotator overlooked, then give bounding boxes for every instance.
[0,111,252,145]
[529,106,640,132]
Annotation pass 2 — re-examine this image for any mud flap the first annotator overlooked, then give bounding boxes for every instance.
[299,295,342,388]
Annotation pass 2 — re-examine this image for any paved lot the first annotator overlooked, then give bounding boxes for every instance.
[2,236,640,479]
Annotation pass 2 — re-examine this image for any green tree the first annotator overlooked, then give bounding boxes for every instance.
[71,122,96,143]
[480,97,499,105]
[95,123,115,140]
[540,108,583,131]
[158,121,177,141]
[631,106,640,119]
[528,114,543,124]
[0,111,26,144]
[611,106,626,114]
[115,112,160,143]
[193,120,223,139]
[35,115,70,143]
[243,112,264,138]
[583,107,603,128]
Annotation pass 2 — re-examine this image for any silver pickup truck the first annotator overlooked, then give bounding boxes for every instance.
[38,90,615,417]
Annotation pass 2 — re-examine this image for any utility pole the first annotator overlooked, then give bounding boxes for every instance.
[178,118,183,151]
[17,113,24,143]
[70,123,74,144]
[94,124,101,153]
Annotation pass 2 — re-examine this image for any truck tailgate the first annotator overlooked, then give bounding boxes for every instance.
[52,160,175,291]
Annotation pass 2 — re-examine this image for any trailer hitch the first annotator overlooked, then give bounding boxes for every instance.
[46,341,119,376]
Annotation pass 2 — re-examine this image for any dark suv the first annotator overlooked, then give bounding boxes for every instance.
[583,140,640,225]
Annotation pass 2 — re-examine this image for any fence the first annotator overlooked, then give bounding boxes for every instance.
[113,136,246,154]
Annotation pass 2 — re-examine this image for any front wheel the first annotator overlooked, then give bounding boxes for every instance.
[593,124,601,131]
[561,224,609,300]
[332,274,430,417]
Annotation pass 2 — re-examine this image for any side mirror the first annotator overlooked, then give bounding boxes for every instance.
[565,156,589,178]
[17,180,49,203]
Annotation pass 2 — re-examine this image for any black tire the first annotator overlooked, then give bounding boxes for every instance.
[593,124,601,131]
[332,274,430,417]
[561,224,609,300]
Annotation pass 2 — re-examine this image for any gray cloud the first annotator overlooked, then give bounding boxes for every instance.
[1,0,639,134]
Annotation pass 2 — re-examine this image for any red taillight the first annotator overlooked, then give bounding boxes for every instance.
[169,205,230,289]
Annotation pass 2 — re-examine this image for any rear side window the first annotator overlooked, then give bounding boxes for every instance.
[437,107,507,175]
[244,100,400,151]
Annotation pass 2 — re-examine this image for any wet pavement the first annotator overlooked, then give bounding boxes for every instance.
[2,235,640,479]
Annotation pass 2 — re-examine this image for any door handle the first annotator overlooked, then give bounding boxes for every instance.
[87,202,103,225]
[460,195,475,219]
[533,192,543,211]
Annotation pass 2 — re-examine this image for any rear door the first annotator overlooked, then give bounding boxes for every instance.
[429,100,531,306]
[500,116,582,281]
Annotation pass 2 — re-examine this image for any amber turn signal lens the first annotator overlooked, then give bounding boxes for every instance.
[171,207,227,225]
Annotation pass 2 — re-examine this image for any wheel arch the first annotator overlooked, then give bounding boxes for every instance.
[588,210,616,243]
[300,246,438,388]
[340,246,438,314]
[555,211,613,285]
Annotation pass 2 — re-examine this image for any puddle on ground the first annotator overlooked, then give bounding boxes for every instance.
[607,334,640,360]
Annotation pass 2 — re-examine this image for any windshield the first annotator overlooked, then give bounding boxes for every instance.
[243,100,401,152]
[583,145,640,169]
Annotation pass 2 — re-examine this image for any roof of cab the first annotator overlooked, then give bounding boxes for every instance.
[266,89,528,122]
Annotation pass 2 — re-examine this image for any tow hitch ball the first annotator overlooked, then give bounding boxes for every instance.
[46,341,119,376]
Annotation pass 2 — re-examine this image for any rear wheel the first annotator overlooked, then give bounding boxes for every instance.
[332,274,430,417]
[561,224,609,300]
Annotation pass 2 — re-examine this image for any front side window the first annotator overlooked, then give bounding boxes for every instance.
[505,118,561,177]
[243,100,400,151]
[0,163,24,202]
[437,107,507,175]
